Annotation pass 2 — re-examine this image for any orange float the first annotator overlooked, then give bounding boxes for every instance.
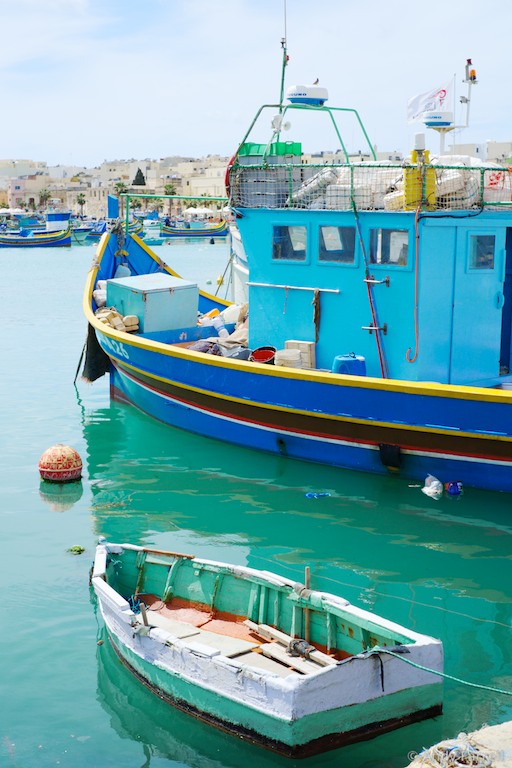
[38,444,82,483]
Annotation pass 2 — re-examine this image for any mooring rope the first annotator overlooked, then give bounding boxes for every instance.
[370,647,512,697]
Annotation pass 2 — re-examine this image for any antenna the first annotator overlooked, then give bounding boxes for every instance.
[424,58,478,154]
[279,0,289,111]
[460,58,478,128]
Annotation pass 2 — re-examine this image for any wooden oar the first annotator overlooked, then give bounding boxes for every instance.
[142,546,195,559]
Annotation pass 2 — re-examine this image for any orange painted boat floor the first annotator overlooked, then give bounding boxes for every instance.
[142,594,260,643]
[139,594,349,659]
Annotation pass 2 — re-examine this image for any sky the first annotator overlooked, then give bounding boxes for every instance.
[2,0,511,167]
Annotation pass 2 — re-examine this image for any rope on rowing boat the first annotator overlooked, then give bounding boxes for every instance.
[369,647,512,697]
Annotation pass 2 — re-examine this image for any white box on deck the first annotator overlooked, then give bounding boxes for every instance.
[106,273,198,333]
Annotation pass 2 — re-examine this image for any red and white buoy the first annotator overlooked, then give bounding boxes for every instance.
[38,444,82,483]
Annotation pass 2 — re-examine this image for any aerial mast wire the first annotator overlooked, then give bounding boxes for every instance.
[279,0,289,111]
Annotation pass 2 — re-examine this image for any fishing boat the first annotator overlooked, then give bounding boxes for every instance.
[160,219,229,238]
[85,220,107,241]
[91,538,443,757]
[86,218,144,242]
[71,221,96,245]
[82,52,512,493]
[0,223,71,247]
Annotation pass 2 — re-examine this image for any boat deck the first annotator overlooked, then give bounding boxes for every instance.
[136,594,343,677]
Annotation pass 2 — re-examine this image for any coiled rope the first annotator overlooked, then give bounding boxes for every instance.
[413,732,494,767]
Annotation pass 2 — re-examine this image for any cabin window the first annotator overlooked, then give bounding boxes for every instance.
[369,229,408,266]
[319,226,356,263]
[272,225,307,261]
[469,234,495,269]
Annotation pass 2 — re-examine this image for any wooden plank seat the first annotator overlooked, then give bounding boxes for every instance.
[189,629,258,658]
[136,611,259,658]
[232,650,300,678]
[244,620,338,667]
[140,611,202,639]
[260,642,325,675]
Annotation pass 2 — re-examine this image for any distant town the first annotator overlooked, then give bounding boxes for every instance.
[2,138,511,217]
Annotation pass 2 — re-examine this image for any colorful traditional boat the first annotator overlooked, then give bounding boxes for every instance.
[160,219,229,238]
[0,224,71,247]
[82,57,512,493]
[86,218,144,242]
[91,538,443,757]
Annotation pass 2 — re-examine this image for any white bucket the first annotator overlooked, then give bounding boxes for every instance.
[275,349,302,368]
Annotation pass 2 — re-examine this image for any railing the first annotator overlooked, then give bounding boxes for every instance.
[120,193,229,231]
[229,162,512,212]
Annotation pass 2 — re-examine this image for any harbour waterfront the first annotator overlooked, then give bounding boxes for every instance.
[2,242,512,768]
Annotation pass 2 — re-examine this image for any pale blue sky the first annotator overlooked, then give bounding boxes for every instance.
[1,0,510,166]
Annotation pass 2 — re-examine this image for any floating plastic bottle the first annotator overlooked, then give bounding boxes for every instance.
[444,480,464,497]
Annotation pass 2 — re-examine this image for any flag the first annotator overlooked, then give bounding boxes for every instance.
[407,80,452,124]
[107,194,119,218]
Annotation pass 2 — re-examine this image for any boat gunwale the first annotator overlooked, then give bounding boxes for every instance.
[94,542,442,647]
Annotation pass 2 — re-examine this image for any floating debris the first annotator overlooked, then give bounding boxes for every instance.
[421,475,443,500]
[67,545,85,555]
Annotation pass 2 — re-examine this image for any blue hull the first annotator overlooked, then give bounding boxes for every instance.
[0,229,71,247]
[107,352,512,493]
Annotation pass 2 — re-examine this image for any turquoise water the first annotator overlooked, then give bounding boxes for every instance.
[2,242,512,768]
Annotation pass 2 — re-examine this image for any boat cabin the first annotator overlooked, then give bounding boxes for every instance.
[229,104,512,387]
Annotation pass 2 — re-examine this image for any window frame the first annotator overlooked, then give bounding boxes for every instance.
[368,227,410,269]
[317,224,358,267]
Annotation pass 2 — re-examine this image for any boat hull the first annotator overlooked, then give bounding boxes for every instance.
[105,353,512,493]
[106,628,441,757]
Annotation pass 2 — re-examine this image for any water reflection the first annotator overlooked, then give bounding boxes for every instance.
[39,479,83,512]
[83,400,512,758]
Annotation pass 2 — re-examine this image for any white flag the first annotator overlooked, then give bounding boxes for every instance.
[407,80,452,123]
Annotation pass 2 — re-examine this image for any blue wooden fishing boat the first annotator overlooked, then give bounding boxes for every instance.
[0,223,71,247]
[160,219,229,238]
[82,55,512,493]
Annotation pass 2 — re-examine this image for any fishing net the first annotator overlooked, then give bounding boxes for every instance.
[413,732,495,767]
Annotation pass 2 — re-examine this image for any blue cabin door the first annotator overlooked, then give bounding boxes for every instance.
[450,228,506,385]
